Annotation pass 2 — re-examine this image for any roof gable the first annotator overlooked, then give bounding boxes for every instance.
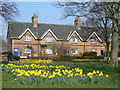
[18,28,37,39]
[86,32,103,42]
[67,31,83,41]
[40,29,59,40]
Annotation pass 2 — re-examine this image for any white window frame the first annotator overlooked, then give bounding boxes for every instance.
[24,35,32,41]
[71,49,78,55]
[46,49,53,54]
[45,37,52,42]
[71,38,78,43]
[91,39,96,44]
[24,48,31,53]
[91,49,96,52]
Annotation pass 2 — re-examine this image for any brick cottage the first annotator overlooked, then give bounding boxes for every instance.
[7,15,106,58]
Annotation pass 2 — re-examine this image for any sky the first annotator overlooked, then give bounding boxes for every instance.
[2,2,82,40]
[15,2,76,24]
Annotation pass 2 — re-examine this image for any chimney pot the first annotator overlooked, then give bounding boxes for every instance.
[31,14,38,27]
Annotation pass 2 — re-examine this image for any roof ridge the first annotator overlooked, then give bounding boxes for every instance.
[38,23,74,26]
[8,21,75,27]
[8,21,31,24]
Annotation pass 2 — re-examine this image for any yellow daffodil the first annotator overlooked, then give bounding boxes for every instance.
[89,76,93,78]
[106,75,109,77]
[14,78,17,80]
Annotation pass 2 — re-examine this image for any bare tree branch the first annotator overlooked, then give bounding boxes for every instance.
[0,0,19,21]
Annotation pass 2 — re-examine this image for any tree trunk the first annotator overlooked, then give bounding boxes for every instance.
[110,31,118,66]
[106,43,110,61]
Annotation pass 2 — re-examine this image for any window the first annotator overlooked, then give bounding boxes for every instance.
[45,37,52,42]
[24,35,31,41]
[101,50,104,55]
[91,39,96,44]
[46,49,53,54]
[91,49,96,52]
[71,49,78,54]
[24,48,31,53]
[71,38,78,43]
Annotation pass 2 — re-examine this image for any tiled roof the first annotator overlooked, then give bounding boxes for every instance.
[7,22,105,42]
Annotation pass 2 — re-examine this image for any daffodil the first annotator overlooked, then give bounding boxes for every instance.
[106,75,109,77]
[14,78,17,80]
[89,76,93,78]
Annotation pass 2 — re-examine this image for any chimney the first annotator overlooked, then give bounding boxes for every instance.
[74,16,81,29]
[31,14,38,27]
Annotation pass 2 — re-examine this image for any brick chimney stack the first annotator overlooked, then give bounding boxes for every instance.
[74,16,81,29]
[31,14,38,27]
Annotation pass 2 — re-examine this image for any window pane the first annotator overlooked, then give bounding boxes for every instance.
[91,49,96,52]
[46,49,53,54]
[46,37,52,42]
[72,49,77,54]
[91,39,96,44]
[71,38,78,43]
[24,48,31,53]
[24,35,31,41]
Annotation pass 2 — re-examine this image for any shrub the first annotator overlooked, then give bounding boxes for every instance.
[94,56,104,59]
[84,56,94,59]
[118,52,120,57]
[2,51,20,61]
[12,55,20,61]
[72,59,103,62]
[53,55,74,61]
[83,52,97,57]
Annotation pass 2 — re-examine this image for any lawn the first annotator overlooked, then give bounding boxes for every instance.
[1,60,119,88]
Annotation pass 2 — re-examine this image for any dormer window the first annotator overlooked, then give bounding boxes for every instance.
[24,35,31,41]
[91,39,96,44]
[71,38,78,43]
[46,37,52,42]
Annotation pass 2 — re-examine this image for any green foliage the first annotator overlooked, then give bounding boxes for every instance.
[2,51,20,61]
[2,61,119,88]
[83,52,97,57]
[53,55,74,61]
[84,56,94,59]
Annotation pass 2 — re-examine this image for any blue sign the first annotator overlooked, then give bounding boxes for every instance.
[14,48,18,56]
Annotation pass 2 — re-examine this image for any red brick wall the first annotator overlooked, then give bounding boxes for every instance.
[10,31,105,57]
[12,31,39,57]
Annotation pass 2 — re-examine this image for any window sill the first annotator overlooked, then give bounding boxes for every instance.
[24,41,31,42]
[71,42,78,44]
[72,53,78,55]
[46,42,52,43]
[24,52,31,54]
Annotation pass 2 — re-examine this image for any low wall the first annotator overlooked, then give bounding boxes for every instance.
[1,54,8,61]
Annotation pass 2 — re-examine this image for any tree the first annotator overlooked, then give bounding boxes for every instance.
[104,2,119,66]
[93,2,119,65]
[83,3,112,61]
[0,0,19,21]
[2,38,8,51]
[55,1,120,65]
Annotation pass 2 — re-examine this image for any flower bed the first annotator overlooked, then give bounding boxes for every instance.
[9,59,52,63]
[1,59,109,85]
[72,59,104,62]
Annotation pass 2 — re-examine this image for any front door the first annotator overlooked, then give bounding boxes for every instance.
[14,48,19,56]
